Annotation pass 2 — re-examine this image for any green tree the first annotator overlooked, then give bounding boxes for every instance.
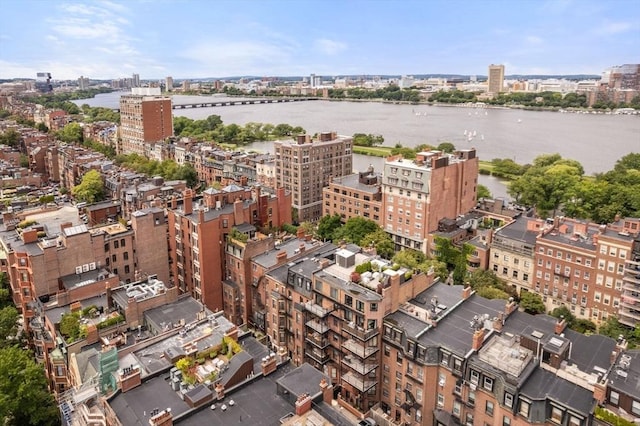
[71,169,104,203]
[175,164,199,188]
[360,229,395,259]
[36,122,48,133]
[352,133,384,147]
[59,312,81,342]
[436,142,455,153]
[520,292,545,314]
[0,346,60,425]
[56,122,83,144]
[392,249,427,269]
[416,259,449,281]
[333,217,379,245]
[0,306,19,348]
[316,214,342,241]
[0,129,21,147]
[477,184,491,200]
[0,273,11,308]
[19,154,29,168]
[508,154,584,217]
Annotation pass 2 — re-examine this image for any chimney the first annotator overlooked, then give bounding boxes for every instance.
[593,382,607,404]
[462,286,472,299]
[21,229,38,244]
[504,297,517,316]
[183,189,193,215]
[60,221,73,233]
[198,207,204,224]
[276,251,287,263]
[298,243,305,253]
[261,353,277,376]
[296,228,305,239]
[119,365,142,392]
[295,393,313,416]
[233,199,244,224]
[493,313,504,332]
[319,378,333,404]
[554,317,567,334]
[214,383,225,400]
[472,329,485,351]
[148,409,173,426]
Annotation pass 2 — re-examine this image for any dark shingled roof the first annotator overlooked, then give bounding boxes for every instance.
[520,368,595,416]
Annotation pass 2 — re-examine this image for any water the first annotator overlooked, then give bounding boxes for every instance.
[75,92,639,176]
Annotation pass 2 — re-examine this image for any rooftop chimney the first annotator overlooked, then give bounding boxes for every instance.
[275,251,287,263]
[149,409,173,426]
[296,228,305,239]
[472,328,485,351]
[233,199,244,224]
[493,313,504,332]
[462,286,472,299]
[295,393,313,416]
[319,378,333,404]
[504,297,517,316]
[183,189,193,215]
[554,317,567,335]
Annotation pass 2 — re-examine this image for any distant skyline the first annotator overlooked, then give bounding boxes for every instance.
[1,0,638,80]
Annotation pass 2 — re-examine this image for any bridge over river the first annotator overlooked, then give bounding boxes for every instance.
[113,97,319,112]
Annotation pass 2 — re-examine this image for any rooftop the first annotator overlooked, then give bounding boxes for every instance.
[608,349,640,397]
[478,333,534,377]
[144,296,213,334]
[520,368,595,416]
[329,172,381,194]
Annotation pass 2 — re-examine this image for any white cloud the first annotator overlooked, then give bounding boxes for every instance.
[596,21,632,35]
[314,38,347,55]
[525,36,543,45]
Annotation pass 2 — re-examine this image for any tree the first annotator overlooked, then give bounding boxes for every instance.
[56,122,83,144]
[175,164,199,188]
[520,291,545,314]
[0,129,21,147]
[360,229,395,259]
[0,273,11,308]
[392,250,426,269]
[477,184,491,200]
[353,133,384,147]
[508,154,584,218]
[333,217,380,245]
[436,142,455,153]
[0,346,60,425]
[59,312,82,342]
[316,214,342,241]
[416,259,449,281]
[466,269,515,299]
[19,154,29,168]
[0,306,19,348]
[36,123,48,133]
[71,169,105,203]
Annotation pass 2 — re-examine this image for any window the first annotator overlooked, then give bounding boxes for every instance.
[437,393,444,407]
[123,251,129,260]
[416,388,422,402]
[120,238,125,247]
[504,393,514,408]
[486,401,494,416]
[470,370,479,384]
[416,410,422,422]
[503,417,511,426]
[519,400,530,417]
[468,390,475,406]
[483,376,494,391]
[124,265,130,274]
[632,400,640,416]
[551,406,563,424]
[569,416,581,426]
[609,391,619,405]
[114,240,119,249]
[453,401,461,417]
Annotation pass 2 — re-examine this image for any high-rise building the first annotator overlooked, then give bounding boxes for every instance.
[35,72,53,93]
[382,149,479,252]
[165,76,173,91]
[118,87,173,156]
[132,73,140,88]
[487,64,505,94]
[78,76,89,90]
[275,132,353,223]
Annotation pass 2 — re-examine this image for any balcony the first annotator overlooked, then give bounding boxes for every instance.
[343,322,378,341]
[342,355,377,376]
[341,371,377,392]
[343,339,379,359]
[306,319,329,334]
[303,301,333,318]
[305,333,330,349]
[305,348,330,364]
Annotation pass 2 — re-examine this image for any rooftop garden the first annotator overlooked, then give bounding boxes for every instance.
[174,336,243,385]
[58,305,124,343]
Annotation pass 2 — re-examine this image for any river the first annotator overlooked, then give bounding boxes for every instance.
[75,92,640,199]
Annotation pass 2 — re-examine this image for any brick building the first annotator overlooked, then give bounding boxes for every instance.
[275,132,352,223]
[119,88,173,156]
[382,150,479,253]
[167,185,291,312]
[323,165,383,225]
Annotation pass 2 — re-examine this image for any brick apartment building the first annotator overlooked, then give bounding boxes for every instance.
[260,243,436,414]
[375,282,625,426]
[275,132,352,223]
[323,165,383,225]
[167,185,291,313]
[490,216,640,326]
[119,88,173,156]
[382,149,479,253]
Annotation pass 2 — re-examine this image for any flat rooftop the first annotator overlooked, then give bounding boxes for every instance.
[329,172,381,194]
[478,333,534,378]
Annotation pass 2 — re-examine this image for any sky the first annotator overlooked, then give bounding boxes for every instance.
[0,0,638,80]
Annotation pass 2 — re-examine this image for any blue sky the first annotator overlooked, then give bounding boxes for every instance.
[1,0,638,80]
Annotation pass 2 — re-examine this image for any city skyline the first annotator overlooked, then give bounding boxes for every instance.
[0,0,638,80]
